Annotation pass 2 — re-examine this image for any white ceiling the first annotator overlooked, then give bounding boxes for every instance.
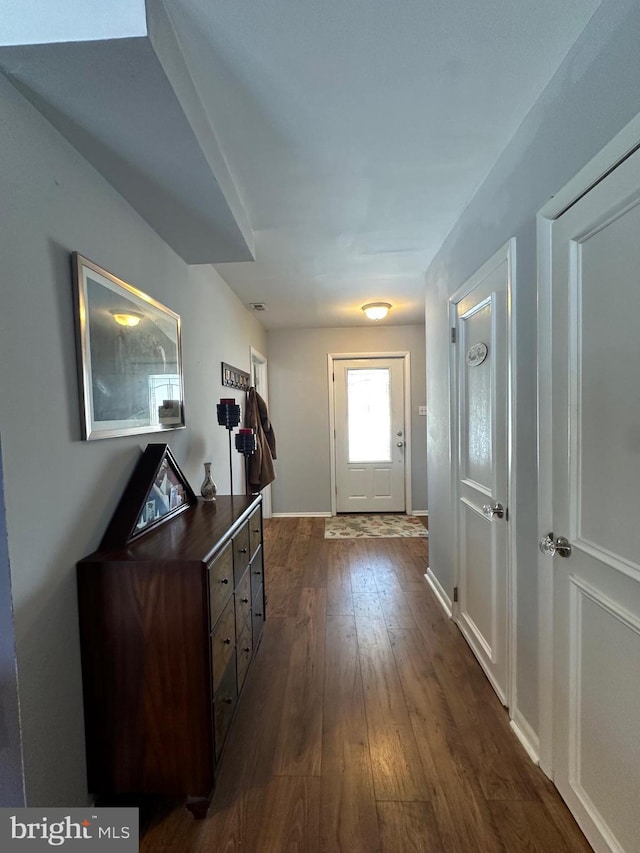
[0,0,602,329]
[168,0,601,328]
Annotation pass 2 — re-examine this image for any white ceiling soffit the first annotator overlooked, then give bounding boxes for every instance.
[0,0,254,265]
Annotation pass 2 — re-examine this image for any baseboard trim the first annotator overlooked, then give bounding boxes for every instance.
[271,511,332,518]
[272,510,427,519]
[456,618,508,706]
[510,711,540,766]
[424,567,452,618]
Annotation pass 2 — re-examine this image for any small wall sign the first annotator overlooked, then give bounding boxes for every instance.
[466,342,488,367]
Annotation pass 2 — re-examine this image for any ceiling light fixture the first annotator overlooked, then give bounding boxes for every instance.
[111,310,143,327]
[362,302,391,321]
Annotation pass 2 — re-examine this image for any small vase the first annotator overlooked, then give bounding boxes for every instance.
[200,462,217,502]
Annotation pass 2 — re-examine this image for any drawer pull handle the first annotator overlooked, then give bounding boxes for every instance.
[239,548,248,554]
[223,697,233,705]
[243,647,251,653]
[241,597,249,604]
[255,612,263,618]
[253,528,260,533]
[254,569,261,575]
[223,637,232,645]
[221,578,229,584]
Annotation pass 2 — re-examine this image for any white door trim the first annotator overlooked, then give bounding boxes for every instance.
[536,111,640,778]
[449,239,517,715]
[249,345,272,519]
[328,351,412,517]
[250,345,269,397]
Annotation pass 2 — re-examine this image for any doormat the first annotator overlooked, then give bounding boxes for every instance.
[324,514,428,539]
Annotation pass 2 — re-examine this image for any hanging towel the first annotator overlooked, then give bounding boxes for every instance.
[245,387,277,491]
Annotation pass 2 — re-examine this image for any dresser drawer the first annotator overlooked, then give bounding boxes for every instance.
[233,522,250,584]
[250,548,263,603]
[248,507,262,558]
[236,621,253,692]
[211,597,235,692]
[213,657,237,760]
[208,541,233,626]
[235,569,251,630]
[251,584,265,647]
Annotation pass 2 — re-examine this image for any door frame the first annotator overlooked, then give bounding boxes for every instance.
[536,112,640,777]
[249,346,272,519]
[449,239,517,715]
[328,351,412,517]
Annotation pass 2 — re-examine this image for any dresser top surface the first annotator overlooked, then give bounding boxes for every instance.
[79,494,261,566]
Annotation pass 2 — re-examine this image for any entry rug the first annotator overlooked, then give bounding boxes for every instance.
[324,514,428,539]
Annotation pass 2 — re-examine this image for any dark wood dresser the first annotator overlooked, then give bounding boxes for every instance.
[77,493,265,816]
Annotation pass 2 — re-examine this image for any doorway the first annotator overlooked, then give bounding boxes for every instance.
[328,352,412,515]
[450,240,515,708]
[249,346,272,519]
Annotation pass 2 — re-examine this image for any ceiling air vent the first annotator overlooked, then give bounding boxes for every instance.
[249,302,269,312]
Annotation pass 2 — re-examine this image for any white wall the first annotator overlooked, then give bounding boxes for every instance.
[425,0,640,737]
[0,72,266,805]
[267,325,427,514]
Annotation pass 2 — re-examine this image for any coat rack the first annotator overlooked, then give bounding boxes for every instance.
[221,361,250,391]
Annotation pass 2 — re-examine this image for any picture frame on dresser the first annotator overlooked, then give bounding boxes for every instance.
[99,443,197,548]
[71,252,186,440]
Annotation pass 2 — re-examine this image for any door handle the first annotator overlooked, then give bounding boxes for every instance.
[539,533,572,558]
[482,502,504,520]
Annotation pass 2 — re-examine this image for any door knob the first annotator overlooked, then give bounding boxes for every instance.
[397,441,405,447]
[539,533,572,558]
[482,502,504,520]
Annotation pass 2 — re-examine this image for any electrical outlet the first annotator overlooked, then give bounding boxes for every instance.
[418,405,427,416]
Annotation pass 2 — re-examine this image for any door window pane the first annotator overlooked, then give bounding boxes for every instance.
[347,368,391,462]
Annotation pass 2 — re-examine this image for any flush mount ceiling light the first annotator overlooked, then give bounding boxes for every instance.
[110,310,143,327]
[362,302,391,321]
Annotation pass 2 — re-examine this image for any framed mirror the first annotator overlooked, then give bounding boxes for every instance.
[72,253,186,440]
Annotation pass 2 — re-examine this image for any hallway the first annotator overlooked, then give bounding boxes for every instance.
[140,517,590,852]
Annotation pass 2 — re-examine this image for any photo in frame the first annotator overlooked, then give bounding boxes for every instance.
[72,253,186,440]
[98,443,197,549]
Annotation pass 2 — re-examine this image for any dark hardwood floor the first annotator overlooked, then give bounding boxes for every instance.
[140,516,591,852]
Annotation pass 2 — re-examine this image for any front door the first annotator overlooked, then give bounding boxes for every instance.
[547,147,640,853]
[333,357,405,513]
[452,242,511,705]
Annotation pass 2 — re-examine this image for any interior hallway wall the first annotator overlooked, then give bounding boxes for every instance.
[424,0,640,740]
[0,72,266,806]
